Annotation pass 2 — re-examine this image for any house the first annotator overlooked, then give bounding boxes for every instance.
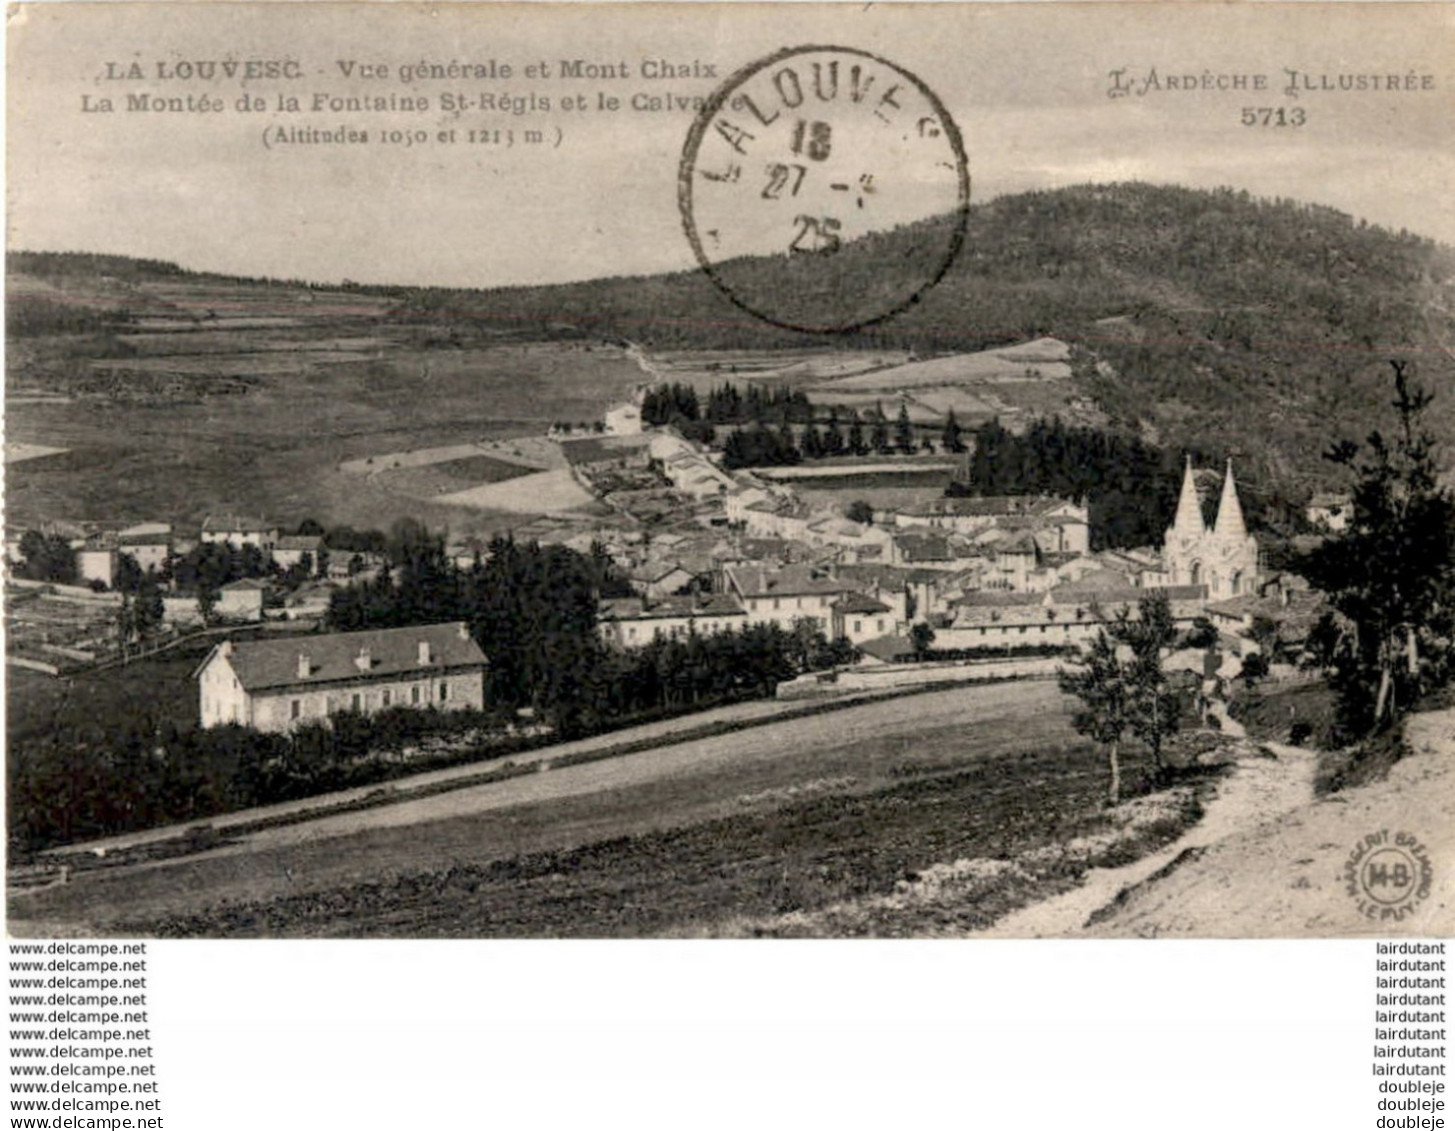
[604,402,643,435]
[196,621,488,732]
[725,486,773,523]
[216,577,268,621]
[597,593,748,648]
[117,523,172,573]
[831,592,894,645]
[283,582,334,622]
[938,584,1206,650]
[893,495,1088,537]
[630,562,700,599]
[1307,492,1352,533]
[724,563,856,635]
[273,534,325,574]
[1205,579,1326,655]
[162,594,204,627]
[201,514,279,553]
[76,535,119,589]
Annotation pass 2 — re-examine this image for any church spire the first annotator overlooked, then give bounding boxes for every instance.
[1213,458,1248,540]
[1170,455,1205,539]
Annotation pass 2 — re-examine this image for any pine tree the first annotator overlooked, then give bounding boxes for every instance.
[1302,362,1455,733]
[895,402,914,454]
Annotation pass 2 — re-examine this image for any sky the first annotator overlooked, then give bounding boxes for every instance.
[7,2,1454,288]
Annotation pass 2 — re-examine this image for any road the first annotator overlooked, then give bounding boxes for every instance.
[9,680,1073,935]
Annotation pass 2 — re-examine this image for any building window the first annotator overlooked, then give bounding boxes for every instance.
[290,699,301,720]
[439,682,449,702]
[773,598,780,611]
[351,693,361,712]
[382,690,391,707]
[411,686,420,705]
[854,620,863,634]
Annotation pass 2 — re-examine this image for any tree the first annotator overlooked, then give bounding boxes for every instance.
[1301,363,1455,734]
[895,403,914,455]
[942,409,966,454]
[1059,595,1182,801]
[18,531,77,585]
[114,552,144,595]
[197,582,219,625]
[1248,614,1280,660]
[870,416,891,455]
[823,410,845,456]
[1059,627,1134,804]
[1122,593,1182,776]
[134,574,165,639]
[910,621,936,660]
[846,500,875,525]
[1183,616,1218,650]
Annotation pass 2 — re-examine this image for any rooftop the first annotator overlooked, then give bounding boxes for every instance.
[208,621,486,693]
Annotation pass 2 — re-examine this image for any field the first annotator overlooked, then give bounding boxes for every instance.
[5,265,644,533]
[371,454,537,500]
[8,682,1225,938]
[801,337,1105,432]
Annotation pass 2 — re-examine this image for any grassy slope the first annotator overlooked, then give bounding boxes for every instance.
[401,183,1455,493]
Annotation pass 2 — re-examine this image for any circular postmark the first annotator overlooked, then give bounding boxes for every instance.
[678,45,970,334]
[1342,829,1435,923]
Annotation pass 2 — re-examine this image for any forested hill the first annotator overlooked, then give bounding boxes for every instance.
[402,182,1455,490]
[12,182,1455,490]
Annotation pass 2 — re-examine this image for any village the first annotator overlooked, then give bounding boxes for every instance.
[5,380,1339,737]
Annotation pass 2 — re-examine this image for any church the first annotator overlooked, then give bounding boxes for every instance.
[1158,458,1260,601]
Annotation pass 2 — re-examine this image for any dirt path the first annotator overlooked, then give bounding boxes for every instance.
[989,708,1455,939]
[973,735,1320,938]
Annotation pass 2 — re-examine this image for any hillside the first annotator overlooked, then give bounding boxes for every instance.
[397,183,1455,490]
[9,183,1455,513]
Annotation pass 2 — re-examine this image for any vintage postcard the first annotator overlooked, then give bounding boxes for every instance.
[4,2,1453,941]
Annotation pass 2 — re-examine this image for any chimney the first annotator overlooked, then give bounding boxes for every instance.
[297,652,310,678]
[417,640,432,666]
[457,622,469,641]
[354,647,372,672]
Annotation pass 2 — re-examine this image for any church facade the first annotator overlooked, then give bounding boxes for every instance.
[1159,458,1259,601]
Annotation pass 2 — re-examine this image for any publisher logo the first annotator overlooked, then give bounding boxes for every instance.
[1344,829,1434,922]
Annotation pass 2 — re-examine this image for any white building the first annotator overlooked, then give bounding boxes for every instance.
[118,523,172,574]
[201,514,279,553]
[604,403,644,435]
[196,621,488,732]
[597,593,748,648]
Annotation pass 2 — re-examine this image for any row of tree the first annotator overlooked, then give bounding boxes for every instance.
[642,381,815,428]
[952,418,1198,550]
[716,407,967,470]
